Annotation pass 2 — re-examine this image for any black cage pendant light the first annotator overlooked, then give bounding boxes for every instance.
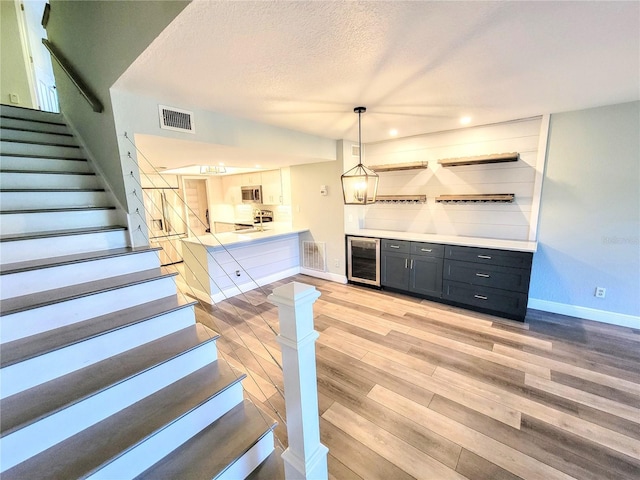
[341,106,379,205]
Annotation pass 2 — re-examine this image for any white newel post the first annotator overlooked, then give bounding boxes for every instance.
[268,282,329,480]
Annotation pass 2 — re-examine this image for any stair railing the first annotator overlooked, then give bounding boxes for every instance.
[42,39,103,113]
[122,133,307,457]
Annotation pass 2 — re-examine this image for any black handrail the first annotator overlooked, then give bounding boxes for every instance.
[42,39,103,113]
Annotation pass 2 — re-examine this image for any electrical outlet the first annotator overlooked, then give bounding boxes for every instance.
[595,287,606,298]
[334,259,340,268]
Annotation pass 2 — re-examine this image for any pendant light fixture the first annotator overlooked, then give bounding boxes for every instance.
[341,106,379,205]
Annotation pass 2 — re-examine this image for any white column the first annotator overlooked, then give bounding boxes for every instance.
[268,282,328,480]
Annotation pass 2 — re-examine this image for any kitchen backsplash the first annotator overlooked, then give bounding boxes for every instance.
[210,203,291,224]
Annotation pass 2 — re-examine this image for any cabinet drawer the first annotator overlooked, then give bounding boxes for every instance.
[382,239,410,253]
[443,280,528,319]
[411,242,444,258]
[445,245,532,269]
[443,260,531,293]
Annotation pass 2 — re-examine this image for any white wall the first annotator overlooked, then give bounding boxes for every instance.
[529,101,640,327]
[291,150,346,283]
[359,117,546,241]
[1,0,37,108]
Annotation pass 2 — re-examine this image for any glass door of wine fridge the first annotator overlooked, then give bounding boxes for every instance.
[347,236,380,286]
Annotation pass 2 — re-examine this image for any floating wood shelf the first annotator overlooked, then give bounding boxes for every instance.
[436,194,515,204]
[369,161,429,172]
[374,195,427,204]
[438,152,519,167]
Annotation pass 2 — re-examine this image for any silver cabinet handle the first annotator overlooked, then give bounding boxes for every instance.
[474,294,488,300]
[390,245,400,249]
[476,273,490,278]
[405,258,408,268]
[421,248,432,252]
[477,255,492,259]
[410,259,414,269]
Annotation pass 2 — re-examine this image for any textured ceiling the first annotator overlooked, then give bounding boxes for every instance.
[115,0,640,169]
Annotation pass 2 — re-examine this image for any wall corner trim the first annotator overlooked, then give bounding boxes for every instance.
[527,298,640,329]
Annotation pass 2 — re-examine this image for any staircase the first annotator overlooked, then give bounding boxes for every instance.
[0,105,281,479]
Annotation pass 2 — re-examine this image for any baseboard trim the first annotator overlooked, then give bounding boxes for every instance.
[299,268,347,284]
[528,298,640,329]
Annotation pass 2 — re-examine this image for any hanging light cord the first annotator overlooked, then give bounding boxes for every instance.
[358,108,362,165]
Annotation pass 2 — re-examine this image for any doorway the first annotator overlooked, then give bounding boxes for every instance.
[19,0,58,111]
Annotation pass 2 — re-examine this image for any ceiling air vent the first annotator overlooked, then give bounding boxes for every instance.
[159,105,195,133]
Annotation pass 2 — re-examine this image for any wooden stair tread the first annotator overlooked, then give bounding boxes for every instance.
[135,399,277,480]
[1,246,160,276]
[0,323,220,436]
[246,447,286,480]
[2,357,242,479]
[0,267,177,316]
[0,169,94,175]
[0,126,72,137]
[0,225,126,243]
[0,138,80,148]
[0,155,86,162]
[0,107,66,126]
[1,294,195,368]
[0,152,86,160]
[0,187,102,193]
[0,206,115,214]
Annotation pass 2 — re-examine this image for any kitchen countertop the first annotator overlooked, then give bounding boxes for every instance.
[183,226,309,250]
[346,228,537,252]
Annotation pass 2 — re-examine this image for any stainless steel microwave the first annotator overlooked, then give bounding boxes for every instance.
[241,185,262,204]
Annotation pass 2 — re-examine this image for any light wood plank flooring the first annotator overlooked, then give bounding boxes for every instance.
[193,274,640,480]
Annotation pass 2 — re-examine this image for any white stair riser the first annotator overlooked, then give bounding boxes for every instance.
[1,209,119,235]
[0,190,110,211]
[0,339,220,472]
[88,381,244,480]
[1,276,178,343]
[0,172,99,189]
[0,230,128,264]
[1,129,77,146]
[0,118,69,135]
[1,251,161,300]
[0,141,84,159]
[0,106,64,124]
[217,431,275,480]
[0,306,197,398]
[0,156,90,173]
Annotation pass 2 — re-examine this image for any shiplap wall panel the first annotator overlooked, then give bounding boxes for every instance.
[362,117,544,241]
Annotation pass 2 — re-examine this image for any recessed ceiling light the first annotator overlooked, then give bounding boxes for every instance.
[460,116,471,125]
[389,129,398,136]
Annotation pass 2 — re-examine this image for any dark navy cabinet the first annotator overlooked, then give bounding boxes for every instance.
[379,239,533,321]
[443,245,533,321]
[381,240,444,299]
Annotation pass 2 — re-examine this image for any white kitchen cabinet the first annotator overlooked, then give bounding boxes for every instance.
[280,167,291,205]
[222,175,242,204]
[261,169,282,205]
[241,172,262,186]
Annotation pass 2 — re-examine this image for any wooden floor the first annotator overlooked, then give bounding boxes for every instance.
[193,274,640,480]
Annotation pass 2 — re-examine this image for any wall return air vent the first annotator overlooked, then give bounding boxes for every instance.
[159,105,195,133]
